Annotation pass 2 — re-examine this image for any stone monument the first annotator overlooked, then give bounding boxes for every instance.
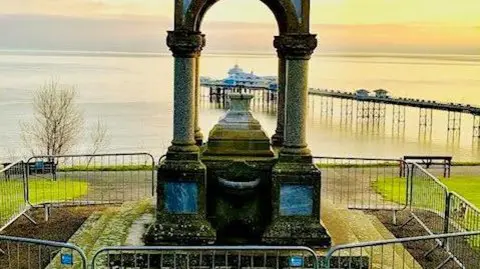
[146,0,331,248]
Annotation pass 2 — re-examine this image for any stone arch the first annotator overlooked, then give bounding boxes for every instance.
[183,0,303,34]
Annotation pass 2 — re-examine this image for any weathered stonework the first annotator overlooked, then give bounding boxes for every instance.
[194,56,204,146]
[145,159,216,245]
[267,32,331,247]
[264,161,331,247]
[146,29,214,246]
[201,93,276,243]
[203,93,274,157]
[167,30,205,58]
[271,38,287,147]
[154,0,331,248]
[273,34,317,60]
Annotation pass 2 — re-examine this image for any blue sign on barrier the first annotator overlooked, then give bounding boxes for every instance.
[61,253,73,265]
[289,256,304,267]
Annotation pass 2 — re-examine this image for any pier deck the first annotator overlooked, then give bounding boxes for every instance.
[201,83,480,116]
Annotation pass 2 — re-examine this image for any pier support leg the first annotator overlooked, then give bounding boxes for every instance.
[146,31,215,245]
[392,105,406,136]
[272,44,286,147]
[372,103,386,130]
[447,111,462,132]
[320,97,333,117]
[265,34,331,247]
[447,111,462,145]
[419,108,433,139]
[340,99,354,125]
[473,115,480,138]
[356,101,369,123]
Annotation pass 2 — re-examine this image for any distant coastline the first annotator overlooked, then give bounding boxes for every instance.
[0,48,479,63]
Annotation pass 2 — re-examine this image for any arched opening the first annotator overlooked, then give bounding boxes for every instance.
[197,0,279,137]
[192,0,291,34]
[197,0,278,244]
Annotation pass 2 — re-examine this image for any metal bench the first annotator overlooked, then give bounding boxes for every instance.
[403,155,452,178]
[27,160,57,174]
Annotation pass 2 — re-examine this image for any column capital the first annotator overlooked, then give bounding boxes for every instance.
[274,34,317,60]
[167,30,206,58]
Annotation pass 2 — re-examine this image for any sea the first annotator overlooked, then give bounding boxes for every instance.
[1,50,480,162]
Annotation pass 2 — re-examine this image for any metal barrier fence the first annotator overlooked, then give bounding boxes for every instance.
[408,163,449,235]
[0,161,30,232]
[314,157,408,211]
[447,192,480,235]
[446,191,480,263]
[0,235,87,269]
[25,153,156,207]
[91,246,319,269]
[323,231,480,269]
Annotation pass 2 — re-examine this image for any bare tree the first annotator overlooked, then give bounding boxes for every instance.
[87,118,110,166]
[20,79,84,156]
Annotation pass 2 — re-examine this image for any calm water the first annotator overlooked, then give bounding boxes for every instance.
[1,51,480,162]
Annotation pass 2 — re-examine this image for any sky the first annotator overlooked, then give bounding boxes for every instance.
[0,0,479,54]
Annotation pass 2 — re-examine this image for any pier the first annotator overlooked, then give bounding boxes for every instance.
[201,83,480,141]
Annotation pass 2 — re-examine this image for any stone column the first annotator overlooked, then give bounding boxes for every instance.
[167,31,201,155]
[146,30,215,246]
[279,34,317,158]
[271,36,286,147]
[263,34,331,248]
[194,36,205,145]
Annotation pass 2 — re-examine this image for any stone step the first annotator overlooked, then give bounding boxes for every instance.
[321,200,360,246]
[366,214,422,268]
[344,210,419,269]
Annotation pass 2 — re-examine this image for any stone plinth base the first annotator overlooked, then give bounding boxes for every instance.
[262,218,331,248]
[265,156,331,248]
[144,215,215,245]
[146,155,216,245]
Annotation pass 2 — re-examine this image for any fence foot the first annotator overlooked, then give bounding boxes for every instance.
[392,210,397,225]
[44,204,51,222]
[22,212,37,225]
[434,255,453,269]
[399,216,414,228]
[424,242,441,258]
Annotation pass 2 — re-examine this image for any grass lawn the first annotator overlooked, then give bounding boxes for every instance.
[0,179,88,224]
[373,176,480,209]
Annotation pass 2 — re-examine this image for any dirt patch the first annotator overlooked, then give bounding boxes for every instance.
[371,210,480,268]
[0,206,105,269]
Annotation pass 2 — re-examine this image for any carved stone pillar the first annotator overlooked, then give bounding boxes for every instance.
[271,36,287,147]
[264,34,331,248]
[146,30,215,245]
[194,36,206,145]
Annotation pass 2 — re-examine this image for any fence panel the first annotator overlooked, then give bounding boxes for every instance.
[315,157,407,210]
[0,235,87,269]
[25,153,155,206]
[446,191,480,266]
[323,231,480,269]
[409,163,449,235]
[0,161,28,232]
[91,246,319,269]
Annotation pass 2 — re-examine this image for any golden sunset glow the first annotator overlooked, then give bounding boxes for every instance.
[1,0,479,54]
[2,0,479,26]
